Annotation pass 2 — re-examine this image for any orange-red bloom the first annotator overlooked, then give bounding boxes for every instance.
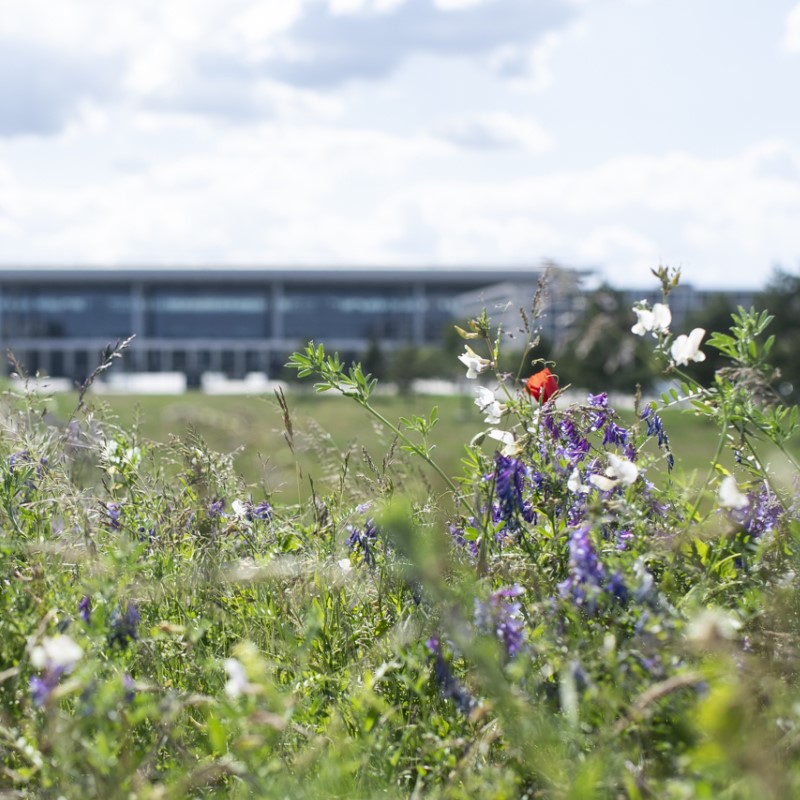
[524,368,558,402]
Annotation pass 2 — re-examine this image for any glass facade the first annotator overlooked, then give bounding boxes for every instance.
[0,271,561,380]
[281,287,417,341]
[422,286,465,341]
[1,286,132,339]
[145,287,269,339]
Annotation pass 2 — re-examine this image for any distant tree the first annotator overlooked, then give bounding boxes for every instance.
[388,345,458,393]
[679,293,737,387]
[556,285,658,393]
[756,267,800,402]
[363,338,387,382]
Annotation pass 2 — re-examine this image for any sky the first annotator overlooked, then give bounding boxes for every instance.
[1,0,800,289]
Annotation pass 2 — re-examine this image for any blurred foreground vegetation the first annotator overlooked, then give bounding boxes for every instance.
[4,279,800,797]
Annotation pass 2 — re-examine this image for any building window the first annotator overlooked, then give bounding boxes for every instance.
[280,287,417,341]
[1,287,132,339]
[146,287,269,339]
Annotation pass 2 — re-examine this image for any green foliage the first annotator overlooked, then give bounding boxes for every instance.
[757,266,800,402]
[555,284,659,392]
[5,273,800,798]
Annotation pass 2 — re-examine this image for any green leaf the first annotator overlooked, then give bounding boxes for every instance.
[694,537,710,565]
[207,714,228,755]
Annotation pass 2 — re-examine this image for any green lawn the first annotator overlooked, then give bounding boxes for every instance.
[39,389,800,503]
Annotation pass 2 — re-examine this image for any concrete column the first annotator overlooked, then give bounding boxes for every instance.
[64,349,75,381]
[210,348,222,372]
[271,282,284,341]
[131,283,146,338]
[412,282,425,345]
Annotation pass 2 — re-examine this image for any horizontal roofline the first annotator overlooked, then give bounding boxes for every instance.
[0,266,587,285]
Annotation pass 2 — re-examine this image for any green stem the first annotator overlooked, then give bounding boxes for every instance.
[687,413,729,522]
[739,429,791,512]
[357,399,477,518]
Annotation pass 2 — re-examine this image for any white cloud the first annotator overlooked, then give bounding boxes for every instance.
[2,121,800,287]
[783,2,800,52]
[266,0,575,88]
[434,0,488,9]
[330,0,407,13]
[0,1,798,292]
[576,226,658,270]
[489,27,574,91]
[0,0,576,136]
[433,112,553,152]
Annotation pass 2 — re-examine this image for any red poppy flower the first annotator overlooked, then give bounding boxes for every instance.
[524,368,558,402]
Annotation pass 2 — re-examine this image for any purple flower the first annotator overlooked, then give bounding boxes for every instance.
[541,410,559,439]
[9,450,30,470]
[602,422,629,448]
[641,406,670,449]
[731,483,783,538]
[109,603,140,649]
[540,414,590,469]
[474,585,526,659]
[137,526,157,544]
[448,520,478,558]
[253,501,272,520]
[78,595,92,624]
[105,502,122,530]
[587,392,608,408]
[606,571,629,603]
[493,453,534,529]
[123,673,136,703]
[589,411,608,432]
[426,638,476,715]
[207,499,226,519]
[615,530,634,551]
[30,670,63,707]
[558,526,605,609]
[347,518,379,566]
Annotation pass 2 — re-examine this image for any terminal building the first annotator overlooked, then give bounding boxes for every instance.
[0,266,578,384]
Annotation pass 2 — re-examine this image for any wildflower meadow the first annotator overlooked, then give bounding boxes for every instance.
[3,267,800,798]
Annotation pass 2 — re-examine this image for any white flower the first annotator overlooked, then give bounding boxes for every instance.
[589,454,639,492]
[474,386,505,424]
[458,346,491,379]
[231,499,250,519]
[589,474,618,492]
[487,428,518,455]
[631,302,672,336]
[337,557,353,573]
[30,635,83,670]
[607,453,639,486]
[567,468,589,494]
[718,475,749,509]
[223,658,251,698]
[671,328,706,366]
[686,607,742,644]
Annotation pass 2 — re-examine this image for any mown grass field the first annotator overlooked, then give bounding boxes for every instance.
[42,389,800,503]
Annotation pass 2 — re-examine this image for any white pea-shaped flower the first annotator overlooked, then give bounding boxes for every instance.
[718,475,749,509]
[671,328,706,366]
[458,346,490,379]
[632,302,672,337]
[474,386,505,424]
